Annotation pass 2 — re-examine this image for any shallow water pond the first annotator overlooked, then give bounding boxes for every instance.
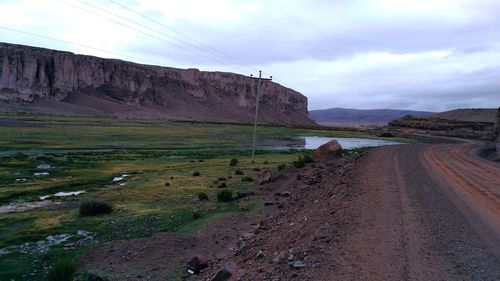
[258,136,401,150]
[301,136,401,149]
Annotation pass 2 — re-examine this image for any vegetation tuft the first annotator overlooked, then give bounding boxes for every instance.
[229,158,238,166]
[47,260,76,281]
[79,199,113,216]
[192,171,201,176]
[241,176,254,182]
[217,182,227,188]
[192,210,202,219]
[234,169,244,175]
[292,155,314,168]
[217,190,233,202]
[197,192,209,201]
[277,164,286,171]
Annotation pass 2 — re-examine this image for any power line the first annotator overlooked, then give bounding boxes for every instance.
[4,0,302,93]
[59,0,251,75]
[66,0,302,92]
[107,0,259,74]
[105,1,302,91]
[0,26,160,65]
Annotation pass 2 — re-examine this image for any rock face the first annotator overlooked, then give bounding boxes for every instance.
[0,43,313,125]
[494,108,500,161]
[388,114,496,141]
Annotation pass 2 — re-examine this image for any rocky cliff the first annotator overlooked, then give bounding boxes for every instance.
[388,110,497,141]
[494,108,500,160]
[0,43,312,125]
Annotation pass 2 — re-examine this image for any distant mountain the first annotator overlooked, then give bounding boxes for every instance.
[427,108,497,123]
[309,107,433,127]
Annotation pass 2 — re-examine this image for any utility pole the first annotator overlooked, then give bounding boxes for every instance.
[251,70,272,162]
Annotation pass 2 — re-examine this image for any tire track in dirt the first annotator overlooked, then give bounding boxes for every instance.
[333,143,500,280]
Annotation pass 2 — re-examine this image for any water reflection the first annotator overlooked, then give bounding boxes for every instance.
[257,136,401,150]
[302,136,401,150]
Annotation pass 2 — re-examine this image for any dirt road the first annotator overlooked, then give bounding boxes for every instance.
[335,143,500,280]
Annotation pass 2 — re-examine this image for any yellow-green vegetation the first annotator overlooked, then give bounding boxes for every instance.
[0,113,402,280]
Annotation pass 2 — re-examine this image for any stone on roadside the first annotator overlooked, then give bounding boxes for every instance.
[272,251,287,264]
[291,260,306,269]
[256,250,265,259]
[187,256,209,274]
[312,140,342,160]
[211,261,236,281]
[257,169,272,185]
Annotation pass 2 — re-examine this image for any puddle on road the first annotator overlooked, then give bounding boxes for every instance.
[34,172,49,177]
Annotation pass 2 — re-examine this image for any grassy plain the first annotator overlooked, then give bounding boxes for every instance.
[0,113,398,280]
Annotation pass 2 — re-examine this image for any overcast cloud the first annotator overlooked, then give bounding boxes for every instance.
[1,0,499,111]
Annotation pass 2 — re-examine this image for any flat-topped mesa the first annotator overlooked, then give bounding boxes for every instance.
[0,42,313,125]
[496,107,500,159]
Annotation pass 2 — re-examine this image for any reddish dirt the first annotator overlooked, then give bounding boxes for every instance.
[80,142,500,280]
[79,213,259,280]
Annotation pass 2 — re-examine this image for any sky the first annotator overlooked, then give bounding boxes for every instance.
[1,0,500,111]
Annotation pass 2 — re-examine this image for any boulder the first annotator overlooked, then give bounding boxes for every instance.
[211,261,236,281]
[291,260,306,269]
[256,169,272,185]
[187,256,209,274]
[312,140,343,160]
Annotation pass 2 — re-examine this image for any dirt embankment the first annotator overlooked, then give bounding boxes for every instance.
[80,153,361,280]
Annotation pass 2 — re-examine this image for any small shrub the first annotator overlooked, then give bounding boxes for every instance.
[303,155,314,164]
[277,164,286,171]
[264,160,269,164]
[217,190,233,202]
[217,182,227,188]
[198,159,205,162]
[79,199,113,216]
[170,176,174,179]
[47,260,76,281]
[192,171,200,176]
[217,177,227,181]
[292,158,306,168]
[229,158,238,166]
[197,192,209,201]
[192,210,202,219]
[165,182,170,186]
[241,176,254,182]
[235,169,244,175]
[253,167,261,171]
